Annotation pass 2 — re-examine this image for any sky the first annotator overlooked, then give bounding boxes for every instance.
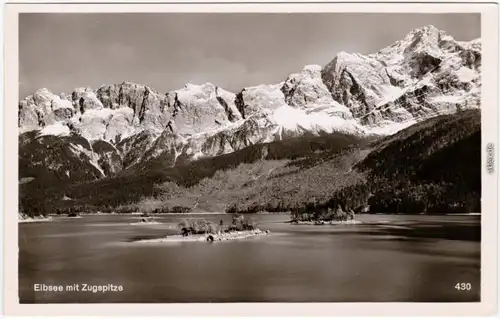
[19,13,480,98]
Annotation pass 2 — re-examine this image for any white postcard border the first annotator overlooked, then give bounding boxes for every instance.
[3,2,498,317]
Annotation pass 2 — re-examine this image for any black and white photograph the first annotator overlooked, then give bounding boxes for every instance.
[3,2,499,315]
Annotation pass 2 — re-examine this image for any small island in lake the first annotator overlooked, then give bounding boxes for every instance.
[135,214,270,243]
[290,205,362,225]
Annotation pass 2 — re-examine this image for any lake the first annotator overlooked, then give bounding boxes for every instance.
[18,213,480,303]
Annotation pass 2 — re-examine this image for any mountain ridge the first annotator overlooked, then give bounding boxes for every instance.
[19,25,481,187]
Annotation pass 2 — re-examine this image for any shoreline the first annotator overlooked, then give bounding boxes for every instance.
[49,212,229,216]
[129,221,162,225]
[290,220,362,225]
[134,229,270,243]
[18,215,53,223]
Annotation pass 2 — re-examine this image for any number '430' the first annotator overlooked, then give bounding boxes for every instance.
[455,283,472,291]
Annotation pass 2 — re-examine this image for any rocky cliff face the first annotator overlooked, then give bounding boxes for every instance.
[321,25,480,132]
[18,25,481,183]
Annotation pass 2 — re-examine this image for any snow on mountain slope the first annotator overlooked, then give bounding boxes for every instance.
[236,83,287,118]
[18,25,481,181]
[166,83,239,135]
[322,25,480,130]
[38,122,71,137]
[272,105,366,138]
[282,65,354,118]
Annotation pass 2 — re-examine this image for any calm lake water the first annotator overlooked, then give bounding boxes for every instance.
[19,213,480,303]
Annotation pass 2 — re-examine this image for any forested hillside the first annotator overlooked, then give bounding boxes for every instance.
[19,132,366,216]
[357,109,481,214]
[133,109,480,216]
[20,109,480,217]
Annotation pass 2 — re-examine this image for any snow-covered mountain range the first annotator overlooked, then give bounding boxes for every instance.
[19,25,481,181]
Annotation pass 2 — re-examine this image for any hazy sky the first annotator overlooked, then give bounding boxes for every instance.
[19,13,480,98]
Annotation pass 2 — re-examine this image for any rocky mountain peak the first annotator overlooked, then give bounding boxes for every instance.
[282,64,349,115]
[178,82,220,100]
[371,25,452,65]
[184,82,216,89]
[165,82,240,136]
[301,64,323,75]
[321,26,480,128]
[406,24,441,40]
[32,88,55,104]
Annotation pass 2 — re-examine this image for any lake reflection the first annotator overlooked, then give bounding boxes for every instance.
[19,213,480,303]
